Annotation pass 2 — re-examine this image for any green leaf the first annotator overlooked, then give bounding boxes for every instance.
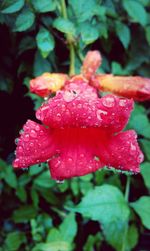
[32,242,71,251]
[123,0,147,26]
[34,171,56,188]
[5,232,26,251]
[31,0,56,13]
[71,185,130,223]
[140,139,150,161]
[127,104,150,139]
[145,25,150,45]
[116,21,131,49]
[14,7,35,32]
[131,196,150,229]
[53,17,76,36]
[12,206,37,223]
[16,186,27,202]
[126,224,139,251]
[59,213,77,243]
[1,0,24,14]
[4,165,17,188]
[33,52,52,77]
[36,27,55,58]
[79,22,99,45]
[141,162,150,189]
[103,222,138,251]
[68,0,97,22]
[102,221,127,251]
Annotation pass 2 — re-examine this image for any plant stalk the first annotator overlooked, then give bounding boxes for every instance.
[121,176,131,251]
[60,0,75,76]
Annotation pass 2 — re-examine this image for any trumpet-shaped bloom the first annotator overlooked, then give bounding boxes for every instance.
[13,76,144,180]
[92,74,150,101]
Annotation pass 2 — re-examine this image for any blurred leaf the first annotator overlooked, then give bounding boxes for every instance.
[31,189,39,208]
[123,0,147,26]
[16,186,27,202]
[71,185,129,223]
[83,233,102,251]
[18,36,36,54]
[127,104,150,139]
[141,162,150,189]
[33,51,52,77]
[79,22,99,45]
[126,224,139,251]
[103,222,138,251]
[14,7,35,32]
[44,213,77,251]
[116,21,131,49]
[36,27,55,58]
[4,165,17,188]
[68,0,97,22]
[145,25,150,45]
[12,206,37,223]
[29,164,43,176]
[31,0,56,13]
[34,171,56,188]
[5,232,26,251]
[140,139,150,161]
[59,213,77,243]
[32,242,71,251]
[0,0,24,14]
[53,17,76,36]
[131,196,150,229]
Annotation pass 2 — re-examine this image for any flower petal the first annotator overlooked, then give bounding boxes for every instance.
[36,80,133,133]
[13,120,56,168]
[97,130,144,173]
[92,74,150,101]
[30,73,68,97]
[48,128,104,180]
[81,51,102,80]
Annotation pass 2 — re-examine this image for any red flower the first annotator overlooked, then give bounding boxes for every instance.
[30,73,68,97]
[92,74,150,101]
[13,75,144,180]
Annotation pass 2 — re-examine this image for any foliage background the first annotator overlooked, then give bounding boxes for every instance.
[0,0,150,250]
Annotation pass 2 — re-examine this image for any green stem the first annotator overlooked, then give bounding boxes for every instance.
[121,176,131,251]
[60,0,75,76]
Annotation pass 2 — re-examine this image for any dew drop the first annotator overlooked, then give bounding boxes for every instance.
[137,153,144,163]
[63,91,75,102]
[56,113,61,121]
[24,134,30,142]
[96,109,108,120]
[102,96,115,108]
[77,103,82,109]
[80,154,85,158]
[18,146,23,153]
[35,125,40,131]
[30,130,37,138]
[119,99,127,107]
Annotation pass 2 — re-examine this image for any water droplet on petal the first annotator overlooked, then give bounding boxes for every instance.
[24,134,30,142]
[137,153,144,163]
[119,99,127,107]
[96,109,108,120]
[30,130,37,138]
[56,113,61,121]
[130,143,136,155]
[63,91,75,102]
[18,146,23,153]
[35,125,40,131]
[102,96,115,108]
[77,104,82,109]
